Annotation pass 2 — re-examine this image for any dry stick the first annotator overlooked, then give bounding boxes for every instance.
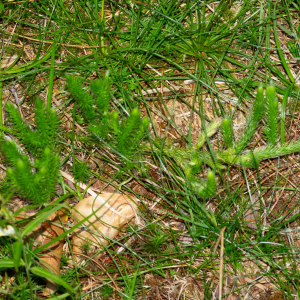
[8,85,23,117]
[212,233,222,255]
[219,227,226,300]
[145,63,176,89]
[4,23,17,47]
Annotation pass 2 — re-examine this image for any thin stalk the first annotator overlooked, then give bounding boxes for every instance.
[0,79,2,127]
[47,42,56,111]
[265,3,271,81]
[72,102,76,185]
[280,87,290,145]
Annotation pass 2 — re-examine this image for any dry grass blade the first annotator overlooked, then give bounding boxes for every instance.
[219,227,226,300]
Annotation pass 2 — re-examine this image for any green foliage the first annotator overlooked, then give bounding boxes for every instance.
[142,224,169,254]
[194,118,223,150]
[5,99,60,157]
[122,267,141,300]
[158,84,300,198]
[30,267,76,293]
[234,84,265,153]
[0,101,60,205]
[220,83,283,167]
[12,240,23,272]
[65,76,96,123]
[66,73,150,163]
[287,40,300,59]
[99,285,114,300]
[263,83,279,146]
[116,108,150,160]
[73,159,91,183]
[188,172,216,200]
[221,117,233,149]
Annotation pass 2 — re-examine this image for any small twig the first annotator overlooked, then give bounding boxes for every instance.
[212,233,222,255]
[4,23,17,47]
[9,86,20,105]
[146,63,176,89]
[8,85,23,117]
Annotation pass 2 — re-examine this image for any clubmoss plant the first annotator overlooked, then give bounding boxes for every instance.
[73,159,91,183]
[158,83,300,198]
[263,83,279,146]
[0,100,60,205]
[67,77,300,200]
[66,72,150,166]
[233,84,265,153]
[220,117,234,149]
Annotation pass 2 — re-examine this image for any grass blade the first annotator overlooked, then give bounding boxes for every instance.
[12,241,23,272]
[280,87,291,145]
[273,7,294,83]
[30,267,76,294]
[0,259,25,270]
[47,42,57,111]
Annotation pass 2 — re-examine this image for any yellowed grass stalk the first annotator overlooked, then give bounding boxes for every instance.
[219,227,226,300]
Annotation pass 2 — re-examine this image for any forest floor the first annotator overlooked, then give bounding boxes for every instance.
[1,1,300,299]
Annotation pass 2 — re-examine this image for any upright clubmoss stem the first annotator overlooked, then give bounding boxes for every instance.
[264,83,279,146]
